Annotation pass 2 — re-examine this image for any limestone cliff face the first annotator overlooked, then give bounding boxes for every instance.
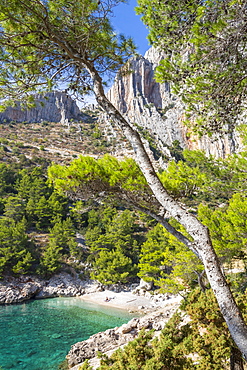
[107,47,243,158]
[0,91,82,124]
[107,48,185,151]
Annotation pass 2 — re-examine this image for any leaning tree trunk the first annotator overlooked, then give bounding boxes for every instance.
[230,347,244,370]
[86,62,247,360]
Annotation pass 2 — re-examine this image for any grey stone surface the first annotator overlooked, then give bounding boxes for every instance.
[0,91,82,124]
[107,46,244,158]
[67,303,180,369]
[0,274,101,304]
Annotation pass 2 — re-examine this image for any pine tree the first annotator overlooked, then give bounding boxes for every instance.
[3,195,25,222]
[41,241,63,274]
[0,217,33,276]
[91,247,135,285]
[49,218,78,257]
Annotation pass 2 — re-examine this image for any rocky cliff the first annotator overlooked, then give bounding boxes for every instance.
[107,47,243,158]
[0,91,82,124]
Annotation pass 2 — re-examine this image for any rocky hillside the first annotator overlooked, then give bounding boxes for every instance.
[107,47,243,158]
[0,91,82,124]
[0,106,132,166]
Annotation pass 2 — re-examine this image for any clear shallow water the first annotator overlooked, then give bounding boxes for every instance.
[0,297,135,370]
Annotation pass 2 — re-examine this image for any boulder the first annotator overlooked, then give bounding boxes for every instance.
[139,279,153,291]
[0,273,93,304]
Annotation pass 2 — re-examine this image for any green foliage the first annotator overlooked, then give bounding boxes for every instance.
[91,247,135,285]
[84,206,141,284]
[41,240,63,274]
[138,223,171,282]
[29,195,53,230]
[0,217,34,276]
[78,360,93,370]
[0,158,77,276]
[98,329,155,369]
[96,315,193,369]
[16,168,48,200]
[85,207,140,254]
[159,148,247,208]
[0,163,17,196]
[185,297,230,367]
[0,0,135,104]
[3,195,26,221]
[159,159,208,200]
[48,148,247,289]
[138,223,203,294]
[48,154,149,199]
[136,0,247,134]
[2,138,247,296]
[49,218,78,257]
[179,288,245,369]
[12,251,34,275]
[9,167,68,229]
[198,193,247,266]
[49,150,247,213]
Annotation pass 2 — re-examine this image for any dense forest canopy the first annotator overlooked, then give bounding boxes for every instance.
[1,139,247,291]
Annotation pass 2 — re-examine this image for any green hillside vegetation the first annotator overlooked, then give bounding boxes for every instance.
[48,143,247,292]
[0,121,148,279]
[2,125,247,366]
[2,123,247,294]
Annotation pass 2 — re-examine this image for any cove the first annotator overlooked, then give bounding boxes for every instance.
[0,297,136,370]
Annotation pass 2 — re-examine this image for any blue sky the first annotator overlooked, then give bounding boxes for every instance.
[111,0,150,56]
[84,0,150,105]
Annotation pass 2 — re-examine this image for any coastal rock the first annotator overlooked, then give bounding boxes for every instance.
[138,278,153,291]
[0,91,82,124]
[0,277,42,304]
[0,274,102,304]
[67,303,180,369]
[35,273,85,299]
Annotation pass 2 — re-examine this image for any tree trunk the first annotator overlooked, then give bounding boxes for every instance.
[230,347,244,370]
[86,61,247,360]
[195,270,207,292]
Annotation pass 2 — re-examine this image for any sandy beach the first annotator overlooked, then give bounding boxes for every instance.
[68,290,183,370]
[79,289,182,312]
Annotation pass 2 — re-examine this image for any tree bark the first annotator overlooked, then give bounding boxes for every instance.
[194,270,208,292]
[230,347,244,370]
[86,61,247,360]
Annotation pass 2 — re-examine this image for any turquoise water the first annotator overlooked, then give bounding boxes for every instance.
[0,297,135,370]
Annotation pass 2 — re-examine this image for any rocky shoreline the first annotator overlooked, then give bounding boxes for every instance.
[0,273,104,305]
[0,273,182,370]
[67,302,181,370]
[0,273,179,310]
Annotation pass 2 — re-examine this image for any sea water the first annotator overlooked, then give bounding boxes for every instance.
[0,297,135,370]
